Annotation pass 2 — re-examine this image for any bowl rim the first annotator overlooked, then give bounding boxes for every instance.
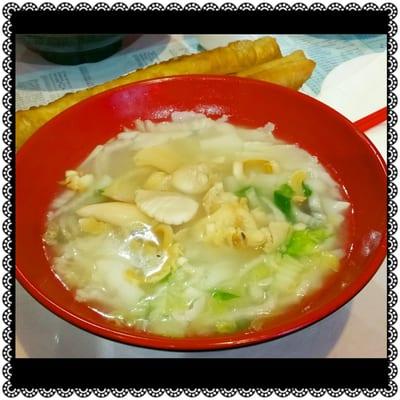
[16,74,388,351]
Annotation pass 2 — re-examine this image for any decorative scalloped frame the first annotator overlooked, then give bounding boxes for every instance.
[3,2,397,397]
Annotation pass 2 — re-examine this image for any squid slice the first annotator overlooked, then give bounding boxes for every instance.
[76,202,152,227]
[102,167,154,203]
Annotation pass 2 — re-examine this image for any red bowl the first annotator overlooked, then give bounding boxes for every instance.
[16,75,387,350]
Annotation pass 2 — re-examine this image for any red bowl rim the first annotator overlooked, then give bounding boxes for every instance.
[16,75,388,351]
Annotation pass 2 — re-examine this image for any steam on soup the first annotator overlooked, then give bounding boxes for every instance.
[44,112,350,338]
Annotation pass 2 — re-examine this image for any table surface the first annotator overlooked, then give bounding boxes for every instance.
[15,35,387,358]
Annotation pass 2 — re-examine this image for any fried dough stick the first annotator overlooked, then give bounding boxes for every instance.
[236,50,316,90]
[16,37,281,149]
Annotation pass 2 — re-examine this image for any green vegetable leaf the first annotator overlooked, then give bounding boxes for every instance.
[158,272,172,284]
[234,186,252,197]
[273,184,295,222]
[211,290,240,301]
[278,183,295,197]
[302,182,313,197]
[285,228,330,257]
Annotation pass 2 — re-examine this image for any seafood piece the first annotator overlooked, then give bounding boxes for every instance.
[172,163,211,194]
[135,190,199,225]
[76,202,151,227]
[61,170,94,192]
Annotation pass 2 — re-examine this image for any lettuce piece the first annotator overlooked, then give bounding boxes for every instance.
[302,182,313,197]
[147,317,187,338]
[245,187,263,209]
[211,290,240,301]
[271,255,304,292]
[309,251,340,271]
[236,318,251,331]
[285,228,330,257]
[234,186,252,197]
[157,272,172,285]
[215,320,237,334]
[114,296,152,323]
[246,263,271,282]
[235,186,265,210]
[273,184,295,222]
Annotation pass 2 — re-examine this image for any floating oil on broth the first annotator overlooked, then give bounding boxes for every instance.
[43,112,350,338]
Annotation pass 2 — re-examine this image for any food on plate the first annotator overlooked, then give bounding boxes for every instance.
[235,50,316,90]
[43,112,350,338]
[16,37,281,149]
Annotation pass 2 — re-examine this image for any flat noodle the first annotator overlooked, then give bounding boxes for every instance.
[16,37,281,149]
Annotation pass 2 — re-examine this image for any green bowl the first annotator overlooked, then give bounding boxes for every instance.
[20,34,126,65]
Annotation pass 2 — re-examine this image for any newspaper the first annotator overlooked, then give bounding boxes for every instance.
[261,34,386,96]
[16,34,386,111]
[16,36,201,111]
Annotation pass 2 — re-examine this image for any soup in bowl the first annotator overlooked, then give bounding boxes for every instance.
[16,76,387,350]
